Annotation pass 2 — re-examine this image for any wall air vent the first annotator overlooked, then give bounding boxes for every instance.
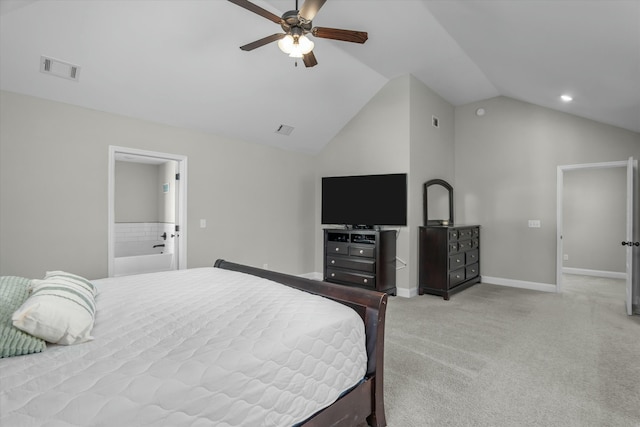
[275,124,294,136]
[40,56,81,81]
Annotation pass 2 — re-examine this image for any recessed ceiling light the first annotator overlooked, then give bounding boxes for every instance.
[560,94,573,102]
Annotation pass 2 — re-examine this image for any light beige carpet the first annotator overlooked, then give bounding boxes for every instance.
[382,275,640,427]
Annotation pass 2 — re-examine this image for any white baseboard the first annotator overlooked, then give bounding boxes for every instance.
[481,276,557,293]
[299,272,323,281]
[396,287,417,298]
[562,267,626,280]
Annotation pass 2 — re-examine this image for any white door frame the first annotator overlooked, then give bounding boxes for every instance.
[556,159,636,306]
[108,146,188,277]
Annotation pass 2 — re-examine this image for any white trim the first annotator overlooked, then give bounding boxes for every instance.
[482,276,556,293]
[562,268,626,280]
[559,160,628,171]
[298,272,323,281]
[396,287,417,298]
[108,146,188,277]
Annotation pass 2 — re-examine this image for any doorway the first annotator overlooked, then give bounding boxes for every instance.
[108,146,188,277]
[556,158,637,315]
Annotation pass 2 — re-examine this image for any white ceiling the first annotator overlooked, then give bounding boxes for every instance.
[1,0,639,154]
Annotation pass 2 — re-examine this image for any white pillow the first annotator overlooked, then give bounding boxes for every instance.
[12,271,97,345]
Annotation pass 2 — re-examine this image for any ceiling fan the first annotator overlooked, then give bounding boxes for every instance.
[228,0,368,67]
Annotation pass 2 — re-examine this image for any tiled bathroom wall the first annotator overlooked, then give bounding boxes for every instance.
[114,222,175,257]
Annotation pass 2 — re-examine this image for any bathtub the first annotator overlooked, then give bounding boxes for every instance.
[114,253,174,277]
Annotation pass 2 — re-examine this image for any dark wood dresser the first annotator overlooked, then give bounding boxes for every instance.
[324,229,397,295]
[418,225,480,300]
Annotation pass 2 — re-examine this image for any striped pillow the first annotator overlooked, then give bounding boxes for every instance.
[12,271,97,345]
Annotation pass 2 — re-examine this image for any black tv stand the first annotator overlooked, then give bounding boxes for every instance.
[324,229,396,295]
[351,224,374,230]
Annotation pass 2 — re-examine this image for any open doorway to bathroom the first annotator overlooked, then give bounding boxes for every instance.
[108,146,187,277]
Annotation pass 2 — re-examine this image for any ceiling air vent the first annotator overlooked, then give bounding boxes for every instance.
[275,124,294,136]
[40,56,81,81]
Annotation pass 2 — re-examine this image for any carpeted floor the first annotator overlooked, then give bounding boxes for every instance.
[382,275,640,427]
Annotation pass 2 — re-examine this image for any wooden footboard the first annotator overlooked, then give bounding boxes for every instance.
[214,260,387,427]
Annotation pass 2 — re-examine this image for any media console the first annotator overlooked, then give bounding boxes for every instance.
[324,229,397,296]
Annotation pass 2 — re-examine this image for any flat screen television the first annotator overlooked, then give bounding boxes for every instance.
[322,173,407,227]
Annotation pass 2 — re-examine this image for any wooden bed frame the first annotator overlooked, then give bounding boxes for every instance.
[214,260,387,427]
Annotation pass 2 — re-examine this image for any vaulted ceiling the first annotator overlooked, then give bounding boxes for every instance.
[1,0,638,153]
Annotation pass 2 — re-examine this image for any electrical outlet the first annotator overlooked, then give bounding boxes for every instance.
[528,220,541,228]
[563,254,569,261]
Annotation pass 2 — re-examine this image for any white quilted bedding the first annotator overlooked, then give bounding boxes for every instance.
[0,267,367,426]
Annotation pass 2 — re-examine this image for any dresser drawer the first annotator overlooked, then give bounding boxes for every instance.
[326,242,349,254]
[448,242,459,254]
[459,229,474,240]
[466,249,479,265]
[327,256,375,273]
[350,245,375,258]
[449,268,465,286]
[470,238,480,249]
[448,229,459,240]
[472,228,480,238]
[458,239,472,251]
[449,253,465,270]
[466,263,479,279]
[326,268,375,288]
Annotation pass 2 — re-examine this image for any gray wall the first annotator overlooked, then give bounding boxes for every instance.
[454,96,640,287]
[0,90,316,279]
[563,167,626,273]
[315,75,411,291]
[315,75,455,296]
[2,87,639,307]
[114,161,159,223]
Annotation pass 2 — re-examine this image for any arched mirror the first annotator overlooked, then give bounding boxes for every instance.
[424,179,454,226]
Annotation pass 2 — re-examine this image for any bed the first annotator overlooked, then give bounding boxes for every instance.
[0,260,387,427]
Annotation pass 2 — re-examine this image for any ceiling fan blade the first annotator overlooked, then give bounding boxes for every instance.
[312,27,368,44]
[227,0,282,24]
[240,33,285,51]
[303,51,318,68]
[299,0,327,21]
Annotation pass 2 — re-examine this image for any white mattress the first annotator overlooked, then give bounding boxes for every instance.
[1,267,367,426]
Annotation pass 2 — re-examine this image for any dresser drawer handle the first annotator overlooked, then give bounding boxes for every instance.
[331,260,335,264]
[471,269,476,273]
[359,249,364,254]
[456,275,461,279]
[456,259,461,263]
[335,248,340,252]
[363,278,368,284]
[331,273,335,277]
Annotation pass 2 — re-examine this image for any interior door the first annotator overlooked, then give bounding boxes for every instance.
[624,157,635,315]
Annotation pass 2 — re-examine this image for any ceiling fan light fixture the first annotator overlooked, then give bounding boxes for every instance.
[279,34,314,58]
[278,35,295,54]
[297,35,314,54]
